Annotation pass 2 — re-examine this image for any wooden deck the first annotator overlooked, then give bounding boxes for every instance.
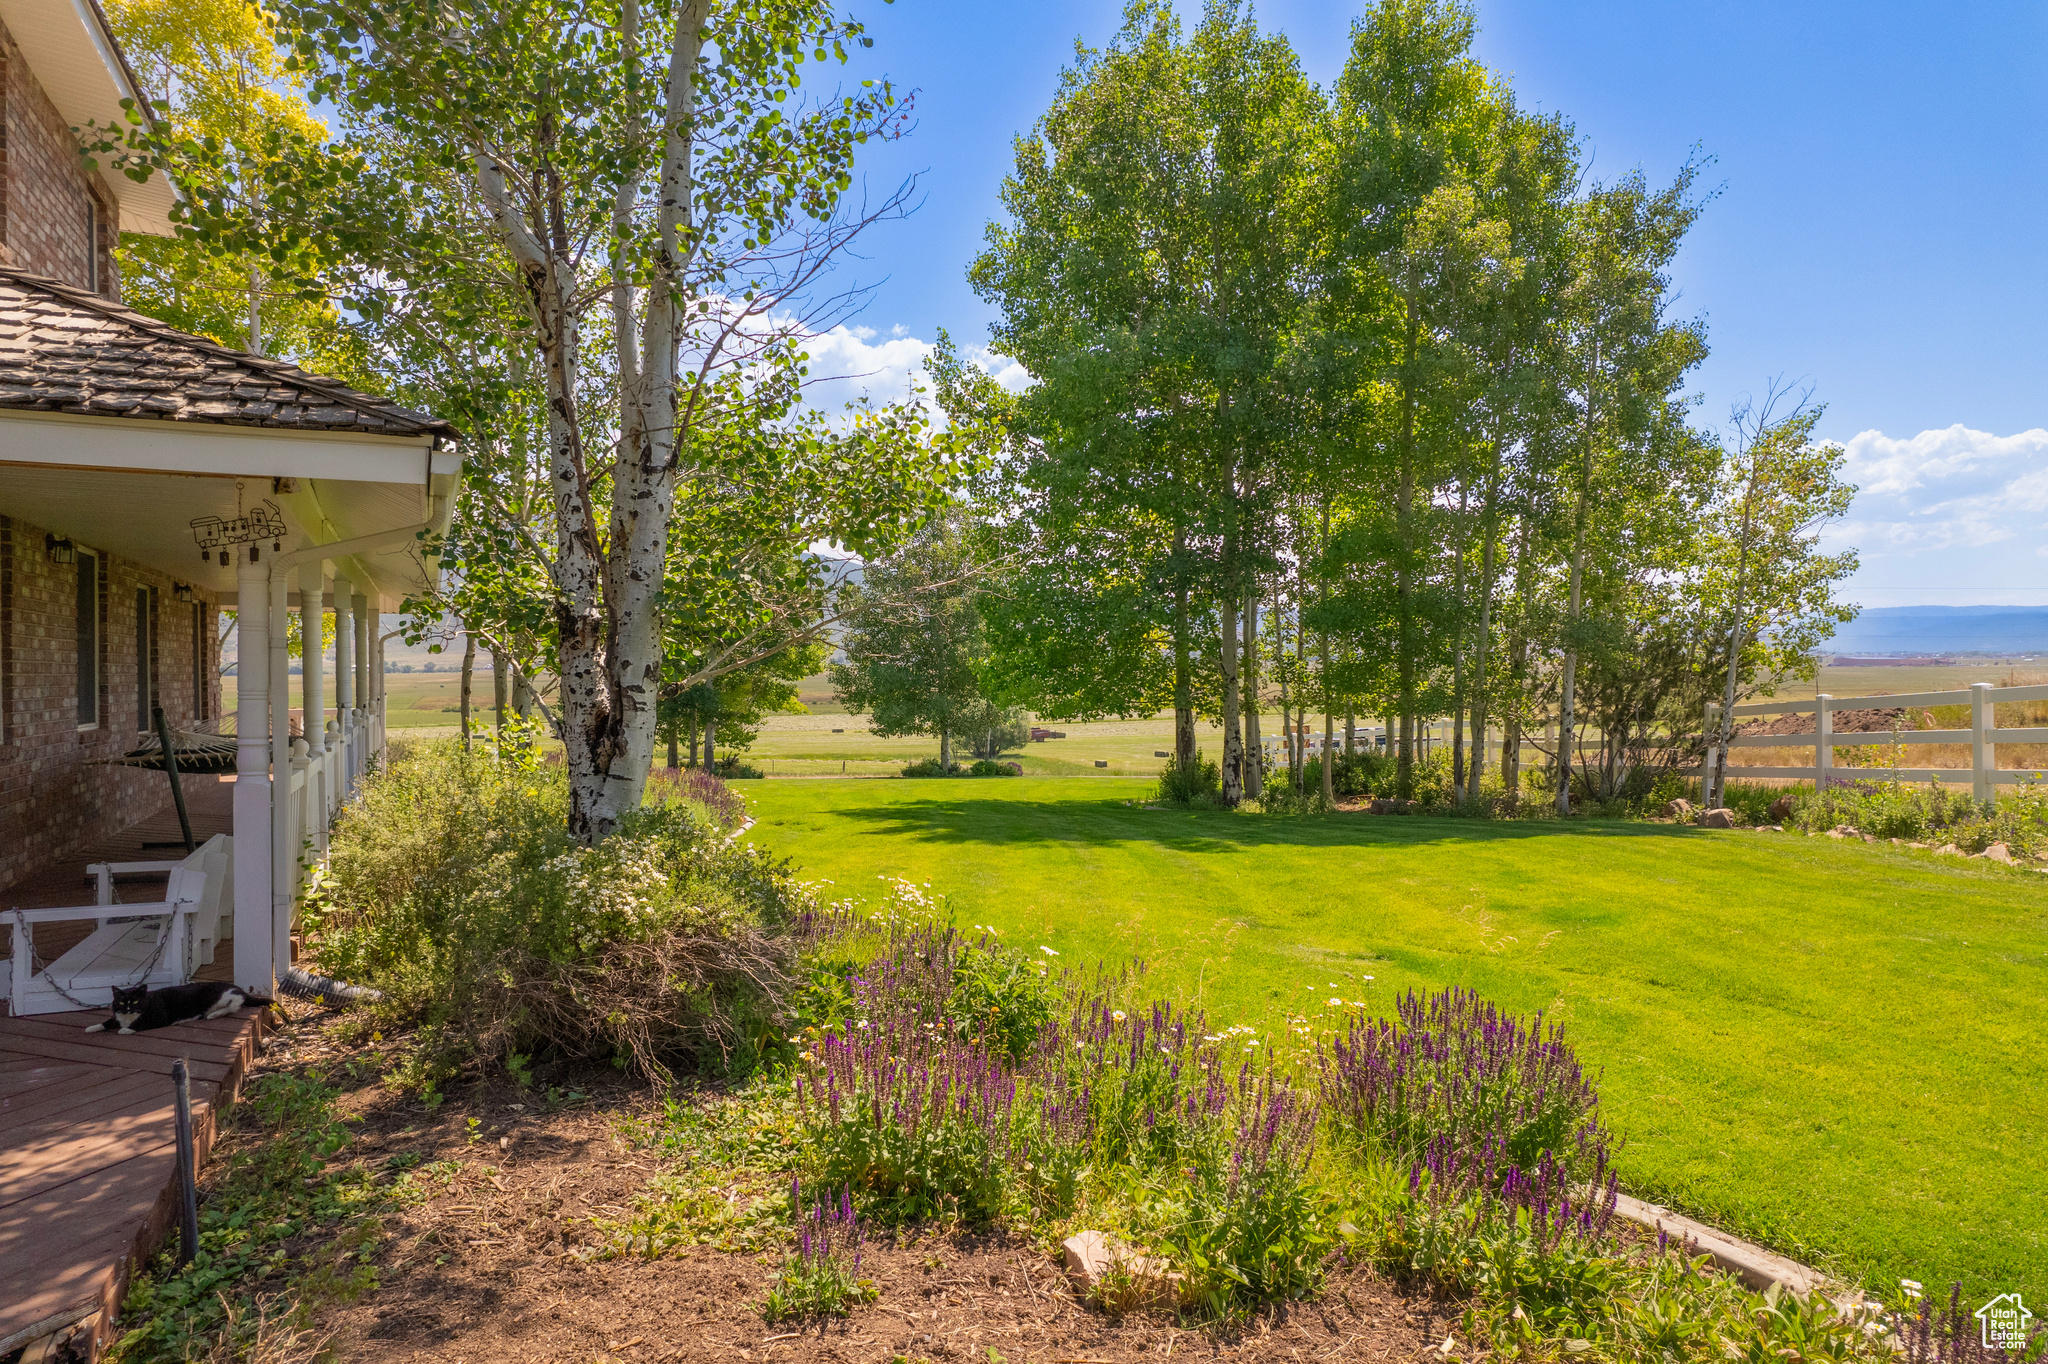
[0,1006,268,1359]
[2,775,256,1359]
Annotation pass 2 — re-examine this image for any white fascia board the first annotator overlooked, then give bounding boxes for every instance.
[0,408,436,484]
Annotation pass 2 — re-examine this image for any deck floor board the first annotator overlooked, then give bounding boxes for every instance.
[0,1006,266,1359]
[0,1070,166,1132]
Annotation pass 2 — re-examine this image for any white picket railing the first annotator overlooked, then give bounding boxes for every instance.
[1705,682,2048,801]
[278,706,380,912]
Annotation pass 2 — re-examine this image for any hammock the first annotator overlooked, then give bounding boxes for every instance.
[93,724,240,775]
[89,711,297,851]
[92,717,305,775]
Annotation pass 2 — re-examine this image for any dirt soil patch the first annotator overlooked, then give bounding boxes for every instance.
[192,1012,1463,1364]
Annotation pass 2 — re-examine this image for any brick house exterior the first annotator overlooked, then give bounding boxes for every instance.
[0,512,221,892]
[0,14,126,296]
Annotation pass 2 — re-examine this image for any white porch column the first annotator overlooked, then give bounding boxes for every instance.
[232,553,275,992]
[268,566,293,988]
[333,577,355,791]
[353,592,371,780]
[299,561,326,761]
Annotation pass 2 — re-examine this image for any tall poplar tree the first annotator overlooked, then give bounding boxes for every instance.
[972,0,1319,803]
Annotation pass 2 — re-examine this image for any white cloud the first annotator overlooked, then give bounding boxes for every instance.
[798,324,1029,414]
[1832,424,2048,606]
[1838,424,2048,498]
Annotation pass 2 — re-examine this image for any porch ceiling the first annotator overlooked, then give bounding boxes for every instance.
[2,446,453,609]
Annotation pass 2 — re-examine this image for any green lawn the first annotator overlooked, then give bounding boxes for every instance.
[740,776,2048,1301]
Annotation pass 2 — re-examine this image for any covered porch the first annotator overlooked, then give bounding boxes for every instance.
[1,267,461,1010]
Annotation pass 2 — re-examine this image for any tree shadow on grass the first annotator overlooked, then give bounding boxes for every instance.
[825,796,1718,856]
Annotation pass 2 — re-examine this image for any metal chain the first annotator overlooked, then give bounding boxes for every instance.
[11,902,180,1013]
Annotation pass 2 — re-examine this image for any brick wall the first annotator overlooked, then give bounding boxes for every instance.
[0,18,119,298]
[0,512,221,895]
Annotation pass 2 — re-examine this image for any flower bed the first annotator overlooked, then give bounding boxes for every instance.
[744,897,2030,1358]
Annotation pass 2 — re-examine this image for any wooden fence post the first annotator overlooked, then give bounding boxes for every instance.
[1816,695,1833,791]
[1971,682,1994,802]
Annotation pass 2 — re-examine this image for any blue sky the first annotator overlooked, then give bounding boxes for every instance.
[797,0,2048,607]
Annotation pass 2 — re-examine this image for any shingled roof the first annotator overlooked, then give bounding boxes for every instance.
[0,267,458,441]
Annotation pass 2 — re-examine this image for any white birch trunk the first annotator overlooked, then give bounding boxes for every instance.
[472,3,706,841]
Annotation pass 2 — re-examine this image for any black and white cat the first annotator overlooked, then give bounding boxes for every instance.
[85,981,274,1035]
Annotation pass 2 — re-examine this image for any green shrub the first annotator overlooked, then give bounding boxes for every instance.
[1327,748,1394,797]
[900,758,966,778]
[968,758,1018,777]
[949,937,1059,1060]
[1790,777,2048,855]
[1155,749,1221,806]
[715,756,766,779]
[306,743,810,1086]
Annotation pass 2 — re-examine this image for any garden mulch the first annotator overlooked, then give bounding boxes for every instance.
[189,1013,1465,1364]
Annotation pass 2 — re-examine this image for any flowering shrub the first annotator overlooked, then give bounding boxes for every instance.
[1318,987,1611,1184]
[308,743,812,1086]
[798,1010,1016,1223]
[786,922,1332,1313]
[645,765,747,826]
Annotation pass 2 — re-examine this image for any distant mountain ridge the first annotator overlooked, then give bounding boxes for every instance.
[1830,605,2048,654]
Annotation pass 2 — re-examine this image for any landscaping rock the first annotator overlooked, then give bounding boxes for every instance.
[1699,808,1736,829]
[1936,843,1963,857]
[1977,842,2014,864]
[1662,798,1694,819]
[1062,1230,1183,1312]
[1768,795,1795,823]
[1369,797,1410,815]
[1607,1194,1824,1296]
[1825,829,1848,839]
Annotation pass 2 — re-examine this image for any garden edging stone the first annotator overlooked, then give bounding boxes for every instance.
[1608,1193,1825,1297]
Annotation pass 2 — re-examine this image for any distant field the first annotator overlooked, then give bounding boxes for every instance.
[224,660,2048,773]
[224,669,492,732]
[748,712,1223,777]
[1773,662,2046,701]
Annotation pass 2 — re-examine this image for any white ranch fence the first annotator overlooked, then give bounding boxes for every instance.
[1705,682,2048,802]
[1258,682,2048,801]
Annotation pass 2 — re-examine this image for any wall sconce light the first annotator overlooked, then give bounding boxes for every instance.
[45,534,75,564]
[173,583,196,602]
